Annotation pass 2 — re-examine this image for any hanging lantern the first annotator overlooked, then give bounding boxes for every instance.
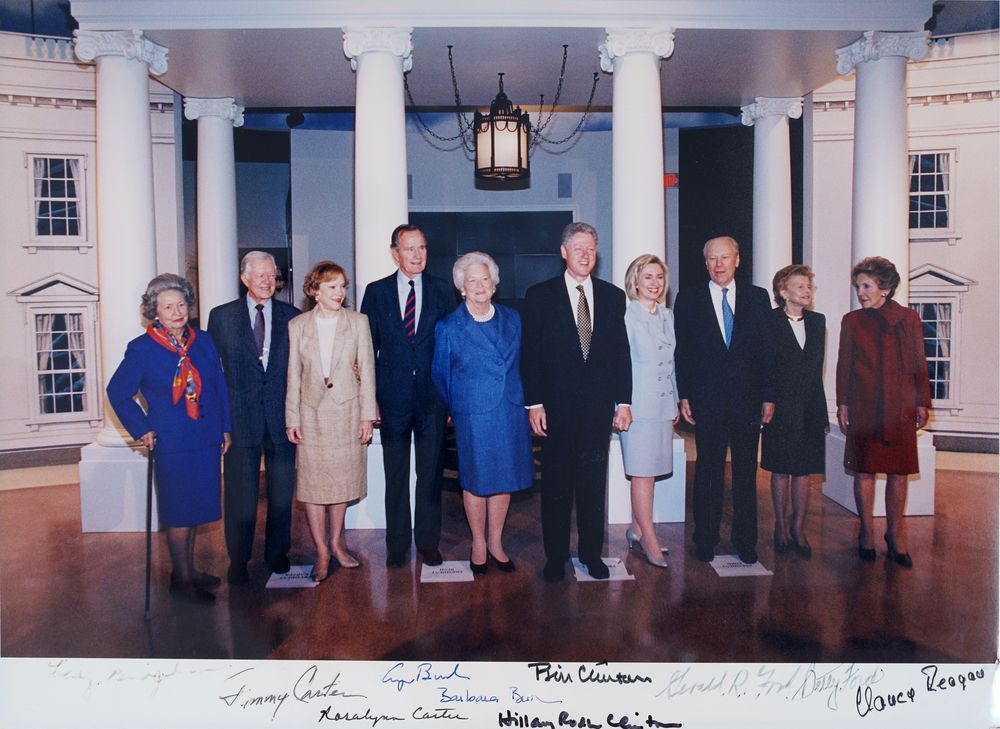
[473,73,530,180]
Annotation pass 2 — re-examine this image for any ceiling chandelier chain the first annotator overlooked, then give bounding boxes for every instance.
[404,44,600,180]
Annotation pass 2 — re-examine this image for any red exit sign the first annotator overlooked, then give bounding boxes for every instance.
[663,173,679,188]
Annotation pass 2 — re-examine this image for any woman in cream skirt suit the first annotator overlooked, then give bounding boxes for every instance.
[286,261,376,581]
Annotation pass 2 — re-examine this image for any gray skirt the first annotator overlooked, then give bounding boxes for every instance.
[620,419,674,478]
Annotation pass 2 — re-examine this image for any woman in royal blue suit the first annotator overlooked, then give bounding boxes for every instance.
[107,274,231,604]
[432,252,534,574]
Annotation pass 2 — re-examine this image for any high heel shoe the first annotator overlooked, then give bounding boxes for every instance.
[627,528,668,567]
[332,551,361,569]
[857,542,876,562]
[773,534,791,554]
[790,532,812,559]
[470,551,488,575]
[311,554,331,582]
[488,551,516,573]
[884,534,913,568]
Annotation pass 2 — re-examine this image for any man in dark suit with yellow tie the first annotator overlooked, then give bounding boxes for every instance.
[521,222,633,582]
[360,224,456,568]
[208,251,300,584]
[674,236,775,565]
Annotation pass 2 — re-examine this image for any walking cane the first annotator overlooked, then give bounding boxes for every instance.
[144,442,154,621]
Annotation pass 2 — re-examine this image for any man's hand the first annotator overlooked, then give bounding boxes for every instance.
[222,432,232,455]
[679,399,696,426]
[613,404,632,432]
[761,402,775,425]
[140,431,156,450]
[528,406,547,437]
[286,426,303,445]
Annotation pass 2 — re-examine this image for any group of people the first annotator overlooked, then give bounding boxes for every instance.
[106,220,932,603]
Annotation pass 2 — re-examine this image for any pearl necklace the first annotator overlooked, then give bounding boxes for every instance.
[468,303,495,322]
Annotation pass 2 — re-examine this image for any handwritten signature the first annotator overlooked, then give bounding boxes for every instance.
[220,664,367,719]
[381,662,471,693]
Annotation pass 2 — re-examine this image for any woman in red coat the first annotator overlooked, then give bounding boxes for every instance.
[836,257,931,568]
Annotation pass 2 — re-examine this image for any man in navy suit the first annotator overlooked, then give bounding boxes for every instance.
[208,251,300,584]
[674,236,774,565]
[521,222,633,582]
[360,224,456,568]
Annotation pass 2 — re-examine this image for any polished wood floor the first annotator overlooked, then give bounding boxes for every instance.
[0,464,995,664]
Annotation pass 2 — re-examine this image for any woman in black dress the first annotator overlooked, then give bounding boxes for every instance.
[761,265,827,558]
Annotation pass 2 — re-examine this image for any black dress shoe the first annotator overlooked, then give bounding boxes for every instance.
[583,559,610,579]
[737,547,759,565]
[269,554,291,574]
[470,552,488,575]
[227,562,249,585]
[694,545,714,563]
[169,577,215,604]
[773,534,790,554]
[858,545,877,562]
[543,560,566,583]
[420,548,443,567]
[884,535,913,568]
[385,551,407,568]
[488,551,516,573]
[179,571,221,589]
[791,536,812,559]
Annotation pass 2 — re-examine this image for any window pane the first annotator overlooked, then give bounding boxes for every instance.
[72,394,84,412]
[51,180,66,198]
[49,158,65,177]
[68,219,79,236]
[66,180,76,197]
[54,394,72,413]
[52,219,67,235]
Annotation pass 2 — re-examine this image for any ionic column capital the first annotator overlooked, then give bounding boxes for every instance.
[599,27,675,72]
[343,27,413,72]
[741,96,803,126]
[836,30,930,76]
[183,97,245,127]
[73,29,168,75]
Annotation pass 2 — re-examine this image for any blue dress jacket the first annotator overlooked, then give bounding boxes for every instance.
[106,330,232,454]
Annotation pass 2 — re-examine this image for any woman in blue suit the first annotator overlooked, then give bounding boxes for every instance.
[107,274,231,604]
[432,252,534,574]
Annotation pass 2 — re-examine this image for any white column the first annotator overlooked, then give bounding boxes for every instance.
[836,30,929,304]
[343,27,412,293]
[183,97,244,322]
[74,30,167,531]
[741,96,802,293]
[600,28,675,287]
[74,29,167,447]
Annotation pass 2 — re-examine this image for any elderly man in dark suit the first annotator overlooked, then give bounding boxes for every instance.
[521,221,633,582]
[360,224,456,569]
[674,235,775,565]
[208,251,300,584]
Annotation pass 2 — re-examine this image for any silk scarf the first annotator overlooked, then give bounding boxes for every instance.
[146,322,202,420]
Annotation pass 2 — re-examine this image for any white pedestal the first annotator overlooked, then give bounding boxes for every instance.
[79,442,159,532]
[607,433,687,524]
[346,428,416,529]
[822,429,936,516]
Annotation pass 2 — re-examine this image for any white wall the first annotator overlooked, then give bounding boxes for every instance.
[0,32,183,450]
[806,30,999,437]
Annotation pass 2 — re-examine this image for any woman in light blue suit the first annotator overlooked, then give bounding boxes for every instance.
[620,254,678,568]
[432,252,534,574]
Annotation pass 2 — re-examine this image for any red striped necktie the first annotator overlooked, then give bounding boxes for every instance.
[403,280,416,339]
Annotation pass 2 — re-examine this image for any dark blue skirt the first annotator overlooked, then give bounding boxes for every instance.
[154,445,222,527]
